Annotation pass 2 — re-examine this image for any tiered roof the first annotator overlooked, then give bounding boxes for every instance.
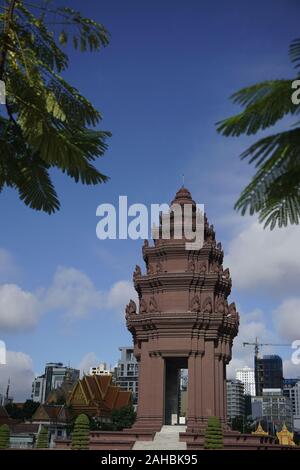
[67,374,131,417]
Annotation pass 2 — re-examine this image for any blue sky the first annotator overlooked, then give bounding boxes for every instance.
[1,0,300,399]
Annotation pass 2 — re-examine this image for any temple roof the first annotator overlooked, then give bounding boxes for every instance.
[67,374,131,413]
[32,404,69,423]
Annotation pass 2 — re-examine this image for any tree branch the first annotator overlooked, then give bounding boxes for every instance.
[0,0,18,80]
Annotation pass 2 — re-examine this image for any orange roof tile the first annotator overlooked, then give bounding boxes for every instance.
[115,391,131,409]
[95,375,112,396]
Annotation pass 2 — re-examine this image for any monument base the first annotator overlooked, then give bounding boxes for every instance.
[55,426,300,450]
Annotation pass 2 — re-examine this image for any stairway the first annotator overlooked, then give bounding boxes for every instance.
[133,425,187,450]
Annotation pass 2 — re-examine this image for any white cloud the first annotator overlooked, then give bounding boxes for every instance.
[283,359,300,379]
[0,350,35,401]
[44,266,136,320]
[44,267,104,319]
[0,248,20,283]
[225,221,300,293]
[273,297,300,342]
[107,280,137,310]
[227,307,276,379]
[227,357,253,380]
[0,264,136,331]
[0,284,40,331]
[227,302,300,380]
[77,352,100,376]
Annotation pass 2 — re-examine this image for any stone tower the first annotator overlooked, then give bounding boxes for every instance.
[125,187,239,432]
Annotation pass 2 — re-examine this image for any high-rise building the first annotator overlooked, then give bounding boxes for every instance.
[32,375,46,403]
[115,347,138,404]
[89,362,111,376]
[251,389,293,432]
[283,378,300,431]
[32,363,80,403]
[255,355,283,396]
[44,363,79,400]
[226,379,245,421]
[235,366,255,396]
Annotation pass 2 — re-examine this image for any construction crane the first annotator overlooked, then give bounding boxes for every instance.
[243,337,290,358]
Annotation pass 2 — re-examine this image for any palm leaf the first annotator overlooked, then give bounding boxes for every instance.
[289,38,300,70]
[234,128,300,227]
[216,80,299,136]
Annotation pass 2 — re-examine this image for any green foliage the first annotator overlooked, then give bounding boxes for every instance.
[0,424,10,449]
[90,405,136,431]
[71,413,90,450]
[216,38,300,229]
[111,405,136,431]
[0,0,111,213]
[230,416,254,434]
[204,416,224,450]
[36,426,49,448]
[5,399,40,420]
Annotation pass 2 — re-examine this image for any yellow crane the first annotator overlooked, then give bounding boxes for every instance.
[243,337,290,358]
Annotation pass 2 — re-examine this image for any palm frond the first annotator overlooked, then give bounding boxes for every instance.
[217,80,299,136]
[289,38,300,70]
[234,128,300,227]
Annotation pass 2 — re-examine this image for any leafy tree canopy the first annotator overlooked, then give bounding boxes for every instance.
[217,38,300,229]
[5,399,40,420]
[0,0,111,213]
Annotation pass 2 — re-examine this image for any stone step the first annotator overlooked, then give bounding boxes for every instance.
[133,425,187,450]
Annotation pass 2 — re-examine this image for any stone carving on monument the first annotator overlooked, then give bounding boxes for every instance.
[149,296,159,313]
[133,265,142,279]
[156,261,162,273]
[125,299,137,319]
[215,296,225,314]
[190,294,201,312]
[147,263,153,275]
[202,296,212,313]
[222,268,230,280]
[199,262,207,274]
[187,259,195,272]
[139,298,148,313]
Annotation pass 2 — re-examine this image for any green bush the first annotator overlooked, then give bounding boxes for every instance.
[72,414,90,450]
[111,405,136,431]
[36,426,49,448]
[0,424,10,449]
[204,416,224,450]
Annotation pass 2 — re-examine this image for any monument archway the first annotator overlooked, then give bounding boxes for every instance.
[164,357,188,425]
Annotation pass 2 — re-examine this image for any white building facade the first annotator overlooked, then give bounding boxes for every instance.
[283,379,300,431]
[115,347,139,405]
[226,379,245,421]
[235,366,255,396]
[89,362,112,376]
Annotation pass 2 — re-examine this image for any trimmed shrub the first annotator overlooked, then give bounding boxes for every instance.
[36,426,49,448]
[0,424,10,449]
[204,416,224,450]
[72,414,90,450]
